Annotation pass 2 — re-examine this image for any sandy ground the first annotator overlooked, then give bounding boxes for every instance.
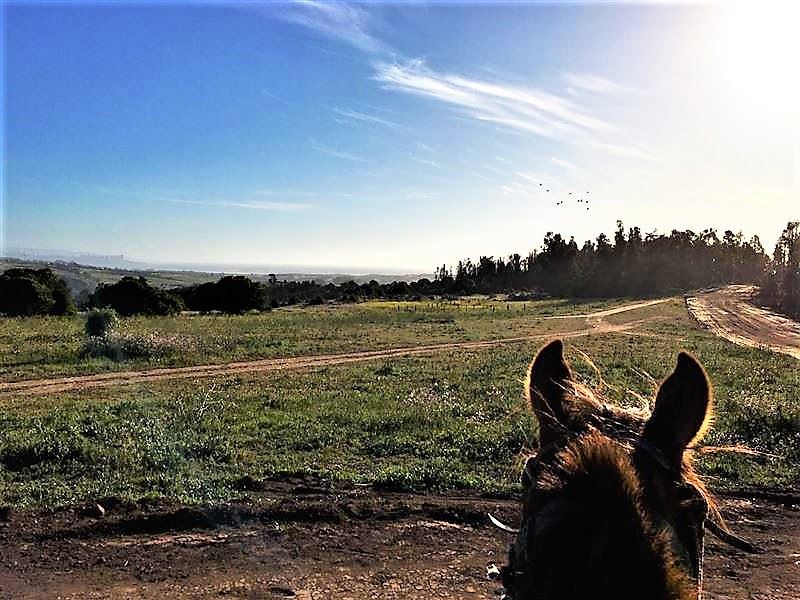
[687,286,800,360]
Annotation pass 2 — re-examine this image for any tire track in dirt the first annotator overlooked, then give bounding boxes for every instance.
[687,285,800,360]
[0,299,669,397]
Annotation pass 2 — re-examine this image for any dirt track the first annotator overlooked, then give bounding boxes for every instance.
[687,286,800,360]
[0,299,668,397]
[1,483,797,599]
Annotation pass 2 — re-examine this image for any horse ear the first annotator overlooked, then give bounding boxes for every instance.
[526,339,574,445]
[642,352,713,466]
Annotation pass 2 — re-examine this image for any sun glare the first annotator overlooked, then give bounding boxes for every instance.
[714,1,800,113]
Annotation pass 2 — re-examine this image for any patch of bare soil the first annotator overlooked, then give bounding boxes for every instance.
[687,286,800,360]
[0,300,668,397]
[0,483,797,599]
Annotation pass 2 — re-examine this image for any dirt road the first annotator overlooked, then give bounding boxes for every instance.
[687,286,800,360]
[0,299,668,397]
[1,483,797,599]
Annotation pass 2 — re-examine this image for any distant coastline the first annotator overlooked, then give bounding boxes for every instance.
[1,248,431,280]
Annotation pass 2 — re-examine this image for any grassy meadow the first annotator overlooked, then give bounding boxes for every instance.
[0,297,629,382]
[0,297,798,508]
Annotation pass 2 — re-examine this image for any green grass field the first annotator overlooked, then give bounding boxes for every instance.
[1,297,798,508]
[0,296,629,382]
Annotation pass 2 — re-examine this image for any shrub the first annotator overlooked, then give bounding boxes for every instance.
[84,308,119,338]
[177,275,266,314]
[92,276,184,316]
[83,331,196,362]
[0,268,75,317]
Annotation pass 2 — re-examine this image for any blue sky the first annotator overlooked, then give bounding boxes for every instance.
[3,1,798,272]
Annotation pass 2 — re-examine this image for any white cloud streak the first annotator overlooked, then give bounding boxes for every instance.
[166,198,312,212]
[278,1,390,55]
[276,2,674,209]
[333,107,401,129]
[254,189,358,199]
[373,59,613,142]
[311,140,367,162]
[409,153,441,168]
[277,3,627,152]
[563,73,628,95]
[551,156,583,172]
[515,171,553,185]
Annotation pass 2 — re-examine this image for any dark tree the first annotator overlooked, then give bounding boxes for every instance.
[761,222,800,317]
[93,276,183,316]
[177,275,266,313]
[0,268,76,317]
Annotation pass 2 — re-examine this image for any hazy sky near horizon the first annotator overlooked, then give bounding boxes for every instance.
[3,1,798,272]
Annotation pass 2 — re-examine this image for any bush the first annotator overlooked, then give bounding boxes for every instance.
[84,308,119,338]
[83,331,196,362]
[177,275,267,314]
[92,276,184,316]
[0,268,75,317]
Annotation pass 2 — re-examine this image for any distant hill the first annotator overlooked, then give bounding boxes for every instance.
[0,257,432,301]
[4,248,143,270]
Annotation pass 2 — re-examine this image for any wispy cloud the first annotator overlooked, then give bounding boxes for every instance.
[275,3,668,207]
[551,156,583,172]
[409,153,440,168]
[404,188,439,201]
[254,189,358,199]
[482,163,507,175]
[278,1,390,55]
[515,171,553,186]
[311,139,367,162]
[277,4,624,152]
[373,59,612,142]
[333,107,401,129]
[562,73,626,95]
[166,198,312,212]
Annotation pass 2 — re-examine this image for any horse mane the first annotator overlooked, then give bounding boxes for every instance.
[528,431,697,600]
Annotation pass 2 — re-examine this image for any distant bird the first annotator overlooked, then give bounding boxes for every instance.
[568,192,572,195]
[546,189,550,192]
[539,183,543,186]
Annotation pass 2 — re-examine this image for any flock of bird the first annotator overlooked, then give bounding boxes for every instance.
[539,183,592,210]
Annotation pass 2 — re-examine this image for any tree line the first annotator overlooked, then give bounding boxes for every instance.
[760,221,799,317]
[1,221,797,317]
[438,221,768,297]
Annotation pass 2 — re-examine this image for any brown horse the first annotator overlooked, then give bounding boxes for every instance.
[499,339,718,600]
